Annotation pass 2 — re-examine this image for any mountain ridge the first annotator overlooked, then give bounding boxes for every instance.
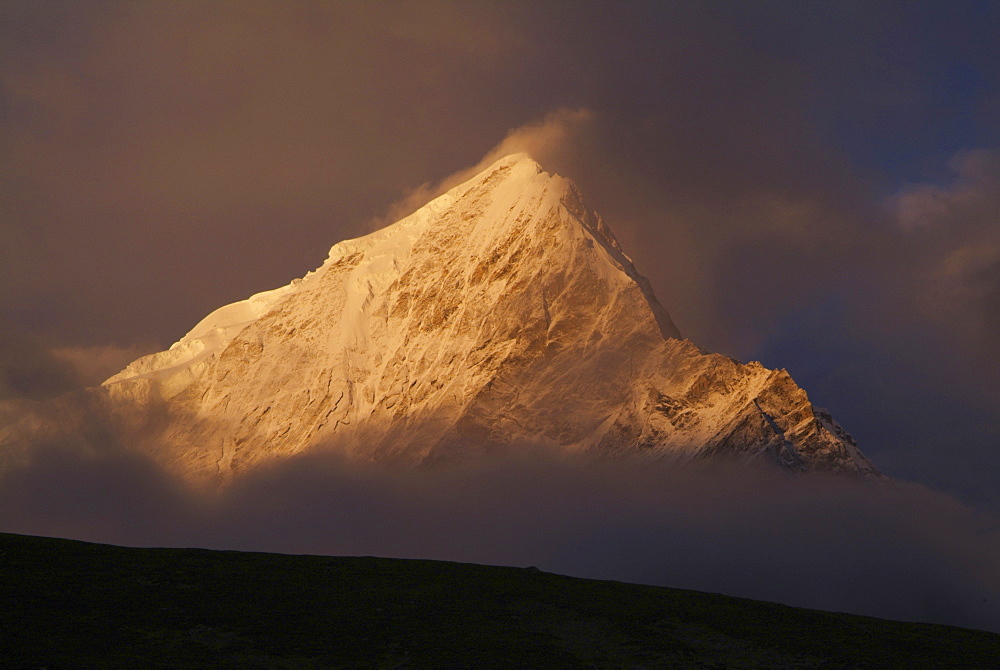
[6,531,996,667]
[2,154,879,483]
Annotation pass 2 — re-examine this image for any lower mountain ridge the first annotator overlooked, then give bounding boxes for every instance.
[3,532,996,668]
[0,154,879,484]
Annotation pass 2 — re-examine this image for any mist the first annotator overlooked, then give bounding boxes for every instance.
[2,437,998,634]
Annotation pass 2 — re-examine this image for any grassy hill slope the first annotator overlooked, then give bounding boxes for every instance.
[2,532,997,668]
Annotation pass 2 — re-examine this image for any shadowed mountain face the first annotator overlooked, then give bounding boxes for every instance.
[2,155,878,484]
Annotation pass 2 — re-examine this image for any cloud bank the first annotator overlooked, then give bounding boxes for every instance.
[1,438,998,634]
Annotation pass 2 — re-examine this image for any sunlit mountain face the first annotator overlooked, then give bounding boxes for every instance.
[2,155,877,486]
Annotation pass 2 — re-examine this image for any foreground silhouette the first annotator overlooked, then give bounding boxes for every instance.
[4,532,996,668]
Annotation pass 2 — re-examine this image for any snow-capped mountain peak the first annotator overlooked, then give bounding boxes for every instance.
[4,154,879,484]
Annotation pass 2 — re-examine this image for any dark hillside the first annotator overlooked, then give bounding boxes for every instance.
[2,532,997,668]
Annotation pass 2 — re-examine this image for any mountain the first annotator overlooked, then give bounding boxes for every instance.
[1,154,878,484]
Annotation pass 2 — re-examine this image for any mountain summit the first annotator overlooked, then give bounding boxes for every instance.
[4,154,879,483]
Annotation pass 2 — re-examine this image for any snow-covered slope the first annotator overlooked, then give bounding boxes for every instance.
[3,154,879,484]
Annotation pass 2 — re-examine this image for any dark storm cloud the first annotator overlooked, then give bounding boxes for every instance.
[1,442,999,633]
[2,0,993,362]
[0,1,912,347]
[0,1,531,344]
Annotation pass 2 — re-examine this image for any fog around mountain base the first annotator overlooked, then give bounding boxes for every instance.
[2,436,998,634]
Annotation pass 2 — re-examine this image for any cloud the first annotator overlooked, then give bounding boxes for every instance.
[0,330,79,402]
[473,108,598,174]
[893,150,1000,231]
[0,326,157,402]
[887,150,1000,358]
[1,438,999,633]
[0,2,545,345]
[49,343,157,387]
[367,108,597,230]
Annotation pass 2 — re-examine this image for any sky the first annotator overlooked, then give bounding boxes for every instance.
[2,0,1000,628]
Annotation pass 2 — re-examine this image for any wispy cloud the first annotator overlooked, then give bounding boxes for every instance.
[366,108,596,231]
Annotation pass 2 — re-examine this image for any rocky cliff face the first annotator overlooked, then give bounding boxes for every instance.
[3,154,879,484]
